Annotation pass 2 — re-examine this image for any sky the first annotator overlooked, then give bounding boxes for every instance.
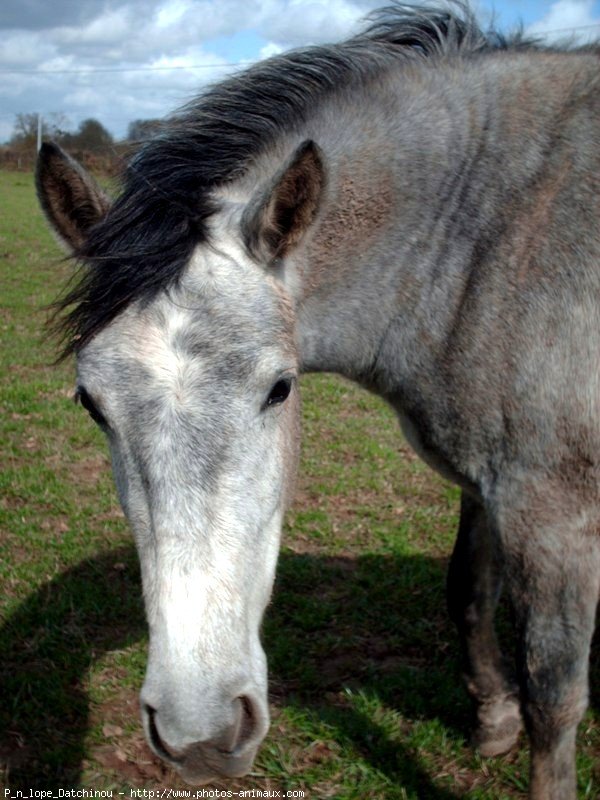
[1,1,600,143]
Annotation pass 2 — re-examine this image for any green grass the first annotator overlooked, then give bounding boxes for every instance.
[1,169,598,797]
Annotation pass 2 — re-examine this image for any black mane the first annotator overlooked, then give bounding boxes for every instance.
[52,2,538,357]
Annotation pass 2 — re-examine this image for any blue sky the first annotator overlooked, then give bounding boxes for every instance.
[1,1,599,142]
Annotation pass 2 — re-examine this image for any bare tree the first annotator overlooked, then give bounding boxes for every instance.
[10,112,69,149]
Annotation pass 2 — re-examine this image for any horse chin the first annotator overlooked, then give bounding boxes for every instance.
[175,749,257,786]
[143,714,260,787]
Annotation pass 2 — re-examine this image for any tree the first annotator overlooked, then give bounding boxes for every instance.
[63,118,113,152]
[10,113,114,153]
[9,112,69,149]
[77,118,113,152]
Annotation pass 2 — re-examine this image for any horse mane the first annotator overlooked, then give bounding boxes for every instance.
[52,2,542,357]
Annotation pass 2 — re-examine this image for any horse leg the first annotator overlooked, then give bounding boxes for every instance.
[496,497,600,800]
[447,491,522,756]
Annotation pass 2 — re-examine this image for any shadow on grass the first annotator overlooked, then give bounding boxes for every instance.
[2,546,596,794]
[0,546,146,788]
[266,550,466,800]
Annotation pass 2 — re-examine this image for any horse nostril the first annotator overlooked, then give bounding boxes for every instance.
[236,695,257,751]
[144,703,183,763]
[216,695,257,754]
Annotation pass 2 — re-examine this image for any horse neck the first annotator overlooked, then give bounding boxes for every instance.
[293,51,598,388]
[293,65,479,384]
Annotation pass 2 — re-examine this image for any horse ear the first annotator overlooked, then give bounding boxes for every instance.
[36,142,111,253]
[242,140,325,263]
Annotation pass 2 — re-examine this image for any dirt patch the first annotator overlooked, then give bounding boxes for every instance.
[87,689,175,786]
[74,453,111,486]
[93,740,173,784]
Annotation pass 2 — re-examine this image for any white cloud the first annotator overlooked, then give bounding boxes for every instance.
[0,0,380,139]
[38,55,76,72]
[259,42,284,59]
[0,31,56,67]
[256,0,370,46]
[526,0,600,43]
[2,1,598,143]
[62,86,107,108]
[155,0,193,29]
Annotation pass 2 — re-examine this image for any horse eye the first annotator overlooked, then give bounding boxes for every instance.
[265,378,292,408]
[75,388,107,427]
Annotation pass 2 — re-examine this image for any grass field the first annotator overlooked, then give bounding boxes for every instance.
[1,168,599,798]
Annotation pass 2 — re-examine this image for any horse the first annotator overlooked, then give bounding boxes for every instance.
[36,4,600,797]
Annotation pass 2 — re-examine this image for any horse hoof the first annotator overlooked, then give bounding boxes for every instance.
[472,696,523,757]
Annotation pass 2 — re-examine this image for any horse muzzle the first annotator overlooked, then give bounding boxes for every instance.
[141,693,267,785]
